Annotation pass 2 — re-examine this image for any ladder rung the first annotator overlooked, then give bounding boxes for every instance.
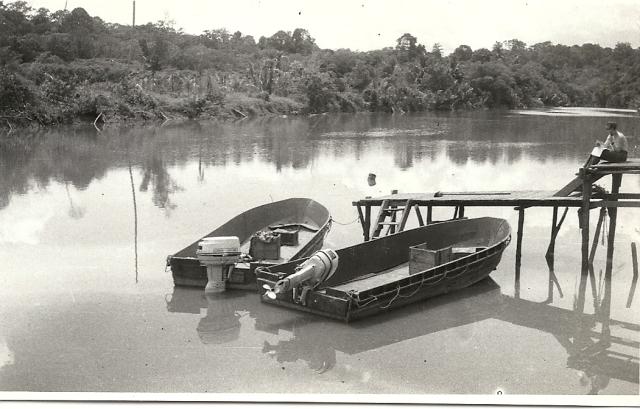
[379,222,400,225]
[385,207,406,212]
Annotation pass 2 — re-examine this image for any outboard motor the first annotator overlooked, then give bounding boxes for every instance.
[271,249,339,296]
[196,236,242,293]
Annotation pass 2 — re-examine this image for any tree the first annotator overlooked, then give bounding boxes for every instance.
[472,48,492,63]
[452,45,473,62]
[31,7,53,34]
[290,28,316,54]
[147,34,169,72]
[266,30,292,52]
[0,68,33,110]
[396,33,417,51]
[431,43,443,58]
[395,33,424,61]
[60,7,95,34]
[60,8,96,58]
[201,28,231,49]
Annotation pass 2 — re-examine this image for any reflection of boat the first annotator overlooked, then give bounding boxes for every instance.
[257,217,511,321]
[168,198,331,290]
[165,286,306,344]
[261,278,503,371]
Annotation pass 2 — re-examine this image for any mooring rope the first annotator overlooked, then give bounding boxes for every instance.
[346,253,495,311]
[330,215,360,226]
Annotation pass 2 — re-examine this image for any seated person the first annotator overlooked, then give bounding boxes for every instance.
[585,122,628,167]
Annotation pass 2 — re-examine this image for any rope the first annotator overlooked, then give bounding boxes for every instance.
[330,215,360,226]
[346,252,495,311]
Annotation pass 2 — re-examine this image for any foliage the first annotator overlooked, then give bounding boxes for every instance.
[2,2,640,127]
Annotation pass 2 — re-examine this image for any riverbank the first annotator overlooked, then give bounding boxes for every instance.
[3,5,640,133]
[1,60,309,132]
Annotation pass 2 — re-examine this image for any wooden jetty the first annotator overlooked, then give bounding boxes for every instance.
[353,159,640,283]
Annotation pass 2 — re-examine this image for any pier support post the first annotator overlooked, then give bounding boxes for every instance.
[515,206,525,298]
[579,168,592,284]
[356,205,367,242]
[363,205,371,241]
[603,173,622,286]
[588,207,607,264]
[547,206,558,267]
[414,204,424,226]
[544,206,567,302]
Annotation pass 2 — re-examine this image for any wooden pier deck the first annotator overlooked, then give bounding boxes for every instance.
[353,159,640,242]
[352,159,640,307]
[354,190,589,208]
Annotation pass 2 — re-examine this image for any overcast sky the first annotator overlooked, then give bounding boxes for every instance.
[22,0,640,52]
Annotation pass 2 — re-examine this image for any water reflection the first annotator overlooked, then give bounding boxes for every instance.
[166,259,638,394]
[2,111,636,213]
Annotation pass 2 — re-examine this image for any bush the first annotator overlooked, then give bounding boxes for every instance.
[0,68,34,110]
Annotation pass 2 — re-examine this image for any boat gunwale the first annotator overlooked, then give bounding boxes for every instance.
[170,197,331,261]
[169,198,332,289]
[256,217,512,321]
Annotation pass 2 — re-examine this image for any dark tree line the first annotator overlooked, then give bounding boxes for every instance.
[1,1,639,126]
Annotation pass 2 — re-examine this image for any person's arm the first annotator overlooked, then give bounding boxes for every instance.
[602,134,614,149]
[617,134,629,152]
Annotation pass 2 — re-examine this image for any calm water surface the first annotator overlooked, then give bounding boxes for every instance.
[0,109,639,396]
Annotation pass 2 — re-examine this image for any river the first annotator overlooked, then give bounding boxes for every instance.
[0,109,638,398]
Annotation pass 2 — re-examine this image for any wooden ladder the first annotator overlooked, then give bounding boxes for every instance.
[371,199,425,239]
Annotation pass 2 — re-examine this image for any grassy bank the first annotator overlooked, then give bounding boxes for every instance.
[1,59,307,130]
[2,3,640,132]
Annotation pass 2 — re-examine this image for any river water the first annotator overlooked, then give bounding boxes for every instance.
[0,109,638,397]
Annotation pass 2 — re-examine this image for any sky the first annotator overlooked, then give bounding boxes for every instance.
[20,0,640,52]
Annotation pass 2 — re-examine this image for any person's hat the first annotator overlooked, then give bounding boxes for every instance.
[606,121,617,130]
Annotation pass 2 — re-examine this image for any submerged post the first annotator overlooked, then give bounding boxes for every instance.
[515,206,525,298]
[627,242,638,308]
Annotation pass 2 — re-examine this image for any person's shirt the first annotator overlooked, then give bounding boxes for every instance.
[603,130,628,152]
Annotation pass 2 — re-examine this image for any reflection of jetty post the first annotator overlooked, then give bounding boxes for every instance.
[353,160,640,293]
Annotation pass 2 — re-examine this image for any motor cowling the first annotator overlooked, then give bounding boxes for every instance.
[196,236,242,293]
[273,249,339,295]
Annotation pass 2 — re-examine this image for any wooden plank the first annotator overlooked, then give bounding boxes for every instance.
[606,193,640,200]
[398,200,413,232]
[435,191,512,196]
[591,170,640,175]
[597,201,640,207]
[590,159,640,169]
[329,263,410,293]
[413,204,424,226]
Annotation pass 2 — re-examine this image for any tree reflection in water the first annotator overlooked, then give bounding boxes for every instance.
[139,148,182,215]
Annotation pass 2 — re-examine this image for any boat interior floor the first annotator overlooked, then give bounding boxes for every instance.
[329,263,410,293]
